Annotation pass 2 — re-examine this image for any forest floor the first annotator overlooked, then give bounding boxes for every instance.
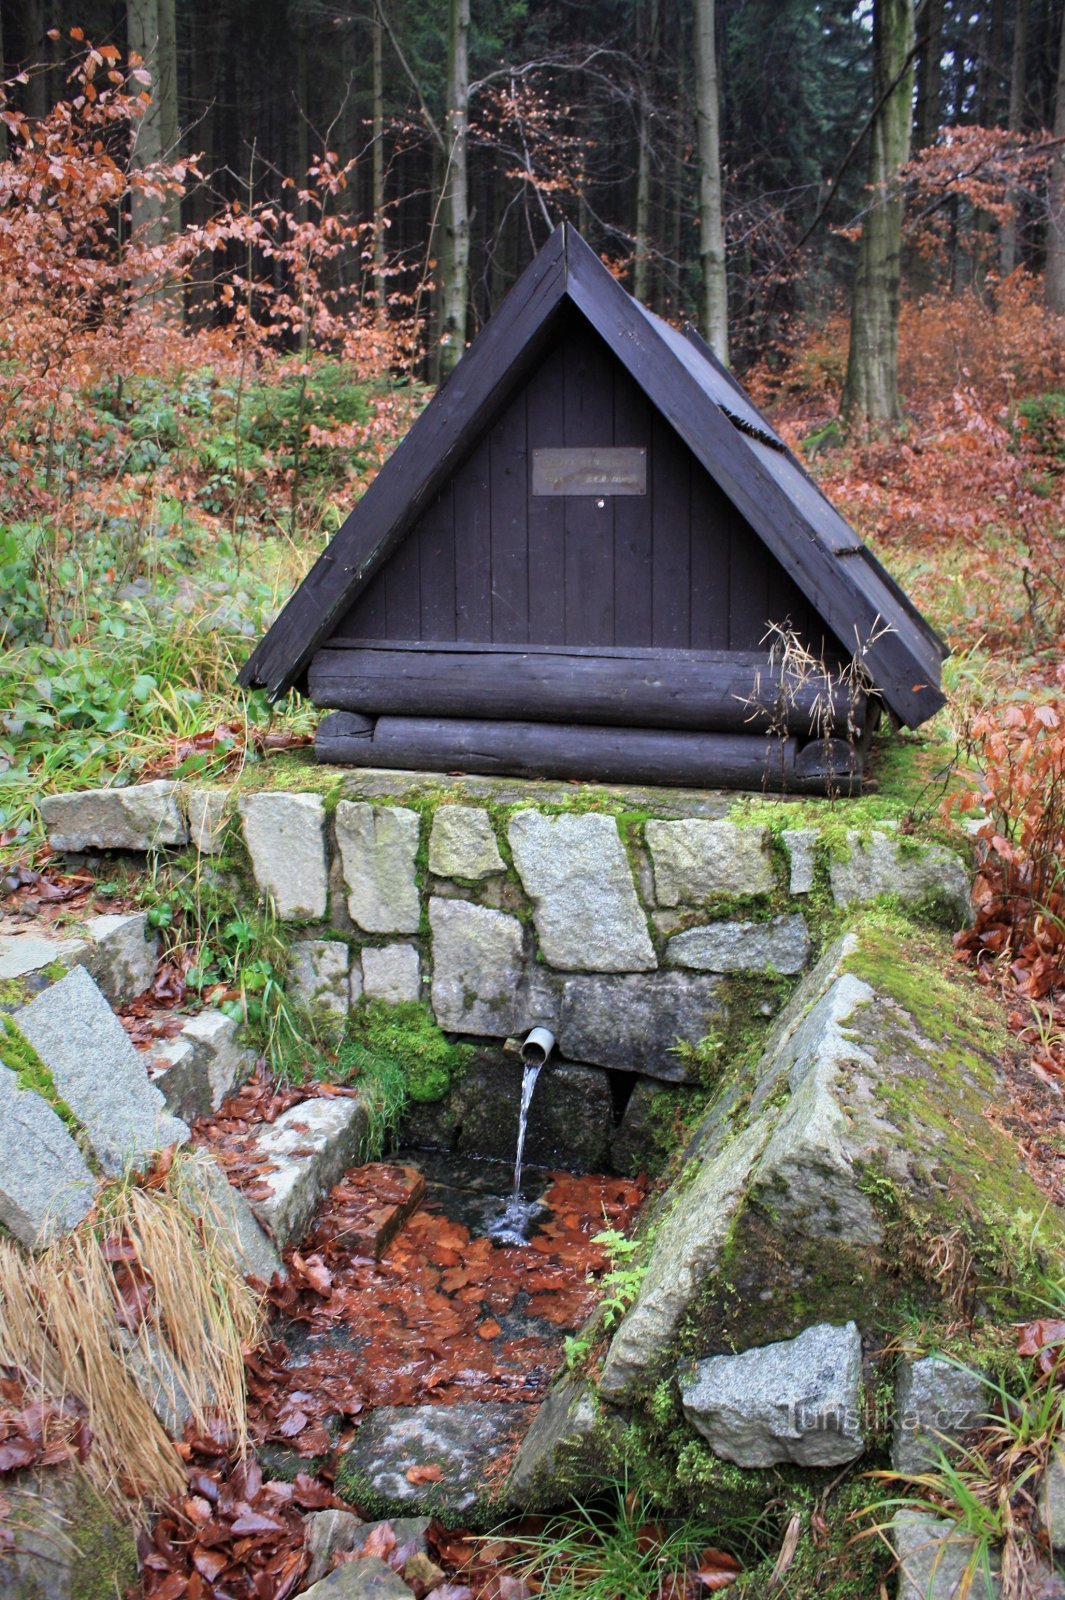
[2,281,1065,1596]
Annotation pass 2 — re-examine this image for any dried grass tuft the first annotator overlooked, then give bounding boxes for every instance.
[0,1150,265,1517]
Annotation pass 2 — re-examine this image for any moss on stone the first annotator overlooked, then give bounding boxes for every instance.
[677,1203,899,1362]
[0,1015,83,1141]
[67,1476,139,1600]
[341,998,470,1105]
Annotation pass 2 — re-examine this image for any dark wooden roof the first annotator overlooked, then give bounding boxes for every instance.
[239,223,947,728]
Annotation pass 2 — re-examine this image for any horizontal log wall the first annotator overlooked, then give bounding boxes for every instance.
[311,711,851,791]
[308,643,868,738]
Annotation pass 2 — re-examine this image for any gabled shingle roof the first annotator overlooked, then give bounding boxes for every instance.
[239,223,946,727]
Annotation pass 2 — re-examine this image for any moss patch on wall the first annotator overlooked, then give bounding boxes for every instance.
[340,999,470,1105]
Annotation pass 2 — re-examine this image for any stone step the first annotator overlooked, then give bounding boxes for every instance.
[312,1163,426,1259]
[142,1008,253,1122]
[338,1400,533,1515]
[0,910,158,1008]
[13,965,188,1177]
[243,1095,370,1250]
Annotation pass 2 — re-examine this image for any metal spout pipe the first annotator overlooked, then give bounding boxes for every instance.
[520,1026,556,1067]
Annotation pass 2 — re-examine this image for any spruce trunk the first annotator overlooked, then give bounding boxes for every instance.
[841,0,914,429]
[440,0,470,378]
[693,0,727,363]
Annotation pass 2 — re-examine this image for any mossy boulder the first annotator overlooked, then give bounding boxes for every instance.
[596,914,1065,1407]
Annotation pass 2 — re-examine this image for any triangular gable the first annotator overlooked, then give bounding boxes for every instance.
[239,224,945,728]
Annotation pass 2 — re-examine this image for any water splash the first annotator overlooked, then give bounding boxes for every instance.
[487,1061,544,1245]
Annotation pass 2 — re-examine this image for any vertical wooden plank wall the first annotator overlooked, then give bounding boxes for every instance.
[336,314,820,654]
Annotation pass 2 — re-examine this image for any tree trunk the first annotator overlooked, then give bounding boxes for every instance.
[693,0,728,362]
[1001,0,1030,276]
[1046,2,1065,311]
[127,0,167,251]
[18,0,47,122]
[914,0,944,153]
[372,0,387,316]
[979,0,1009,125]
[439,0,470,379]
[634,0,659,306]
[157,0,179,229]
[0,3,7,160]
[841,0,915,430]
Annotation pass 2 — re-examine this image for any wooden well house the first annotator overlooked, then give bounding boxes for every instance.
[240,225,946,792]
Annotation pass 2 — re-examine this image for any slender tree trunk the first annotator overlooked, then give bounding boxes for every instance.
[1047,4,1065,311]
[634,0,659,306]
[979,0,1009,125]
[841,0,915,429]
[439,0,470,378]
[914,0,944,153]
[693,0,727,362]
[127,0,167,250]
[372,0,387,316]
[0,4,7,160]
[19,0,47,122]
[157,0,179,230]
[1001,0,1030,276]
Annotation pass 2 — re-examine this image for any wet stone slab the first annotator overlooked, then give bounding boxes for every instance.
[339,1400,534,1513]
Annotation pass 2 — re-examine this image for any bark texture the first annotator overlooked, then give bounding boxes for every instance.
[1000,0,1030,276]
[841,0,915,428]
[440,0,470,378]
[1047,5,1065,313]
[693,0,728,363]
[127,0,177,250]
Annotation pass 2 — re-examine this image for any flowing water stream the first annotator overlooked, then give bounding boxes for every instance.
[486,1060,544,1245]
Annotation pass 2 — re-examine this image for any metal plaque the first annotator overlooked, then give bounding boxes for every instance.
[531,447,647,496]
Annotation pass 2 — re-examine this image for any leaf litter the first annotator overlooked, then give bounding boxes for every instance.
[120,1146,648,1600]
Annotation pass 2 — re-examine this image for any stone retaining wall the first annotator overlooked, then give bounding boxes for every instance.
[41,770,972,1104]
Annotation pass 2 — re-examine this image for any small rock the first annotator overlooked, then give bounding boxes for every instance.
[1037,1449,1065,1553]
[829,832,970,922]
[339,1400,531,1513]
[361,944,421,1004]
[782,828,819,894]
[81,912,159,1005]
[288,940,352,1025]
[893,1356,988,1475]
[186,788,229,854]
[335,802,421,934]
[0,1063,96,1245]
[558,971,726,1081]
[890,1509,999,1600]
[245,1096,369,1249]
[299,1556,412,1600]
[667,913,810,976]
[350,1517,431,1558]
[238,792,329,920]
[508,811,656,972]
[15,966,188,1175]
[304,1509,367,1584]
[428,805,505,879]
[181,1009,250,1108]
[644,819,775,905]
[679,1321,865,1468]
[41,781,188,852]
